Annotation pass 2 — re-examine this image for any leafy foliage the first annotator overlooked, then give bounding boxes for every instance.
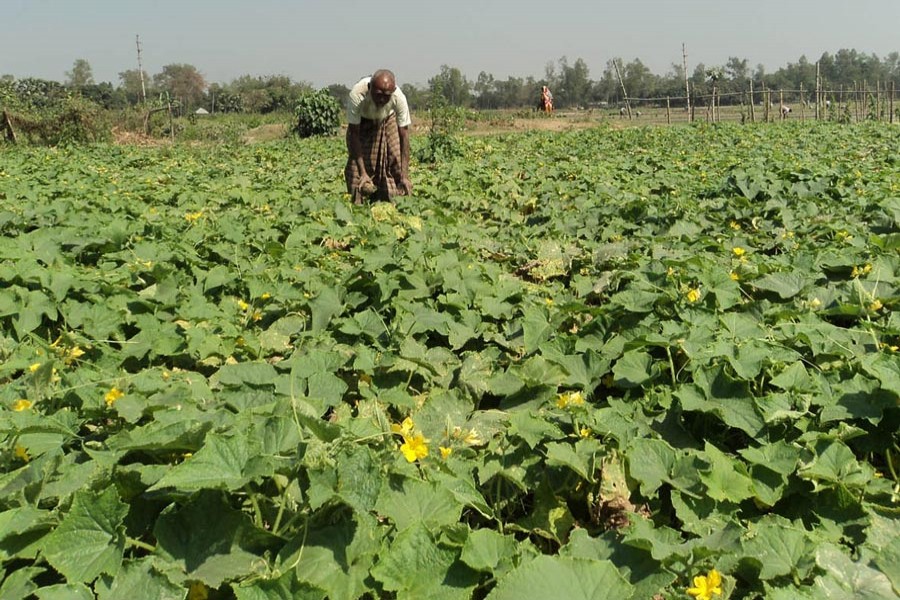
[294,88,342,138]
[0,122,898,599]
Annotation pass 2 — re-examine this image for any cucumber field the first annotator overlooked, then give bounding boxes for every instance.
[1,121,899,599]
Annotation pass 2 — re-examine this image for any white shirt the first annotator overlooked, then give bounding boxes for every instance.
[346,76,412,127]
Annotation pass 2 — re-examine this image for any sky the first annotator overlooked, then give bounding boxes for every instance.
[2,0,898,89]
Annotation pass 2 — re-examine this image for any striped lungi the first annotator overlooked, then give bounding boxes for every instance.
[345,113,405,203]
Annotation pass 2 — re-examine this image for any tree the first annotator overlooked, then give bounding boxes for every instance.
[153,64,206,110]
[118,69,150,104]
[725,57,749,86]
[559,57,591,108]
[66,59,94,88]
[428,65,471,107]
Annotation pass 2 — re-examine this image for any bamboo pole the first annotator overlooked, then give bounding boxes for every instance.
[800,83,805,120]
[891,81,895,124]
[613,59,632,119]
[749,80,755,122]
[666,96,671,124]
[815,62,820,120]
[682,43,691,122]
[2,110,17,144]
[779,89,785,120]
[764,87,770,122]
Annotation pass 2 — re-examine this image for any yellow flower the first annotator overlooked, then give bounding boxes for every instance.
[686,288,702,303]
[732,247,745,257]
[556,390,585,409]
[13,399,33,411]
[65,346,85,364]
[251,311,262,322]
[868,299,883,312]
[462,429,483,446]
[399,432,429,462]
[545,297,555,306]
[187,581,209,600]
[687,569,723,600]
[729,271,739,281]
[260,292,271,300]
[29,362,41,373]
[237,299,250,311]
[391,417,415,438]
[580,427,591,438]
[439,446,453,459]
[14,445,30,462]
[729,221,741,231]
[105,387,124,407]
[184,211,204,222]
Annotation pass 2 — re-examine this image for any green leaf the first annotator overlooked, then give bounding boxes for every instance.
[750,271,810,299]
[485,555,633,600]
[154,491,278,588]
[285,513,379,600]
[40,486,127,583]
[612,350,655,388]
[626,438,676,496]
[95,558,185,600]
[370,522,478,600]
[375,477,462,532]
[698,442,754,503]
[460,529,518,572]
[148,432,271,493]
[813,543,896,599]
[216,362,278,387]
[741,516,817,580]
[34,583,95,600]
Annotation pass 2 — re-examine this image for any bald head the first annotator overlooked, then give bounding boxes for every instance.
[369,69,397,107]
[372,69,396,87]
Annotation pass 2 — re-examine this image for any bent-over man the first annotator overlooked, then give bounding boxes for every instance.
[345,69,412,203]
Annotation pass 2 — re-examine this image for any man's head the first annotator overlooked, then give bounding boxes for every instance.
[369,69,397,107]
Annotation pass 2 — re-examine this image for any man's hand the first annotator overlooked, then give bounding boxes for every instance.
[358,174,376,195]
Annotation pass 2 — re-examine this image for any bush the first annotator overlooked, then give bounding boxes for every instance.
[294,89,341,138]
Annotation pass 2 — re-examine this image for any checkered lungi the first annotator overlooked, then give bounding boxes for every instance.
[345,114,405,203]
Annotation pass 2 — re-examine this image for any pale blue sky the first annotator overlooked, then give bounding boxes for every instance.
[3,0,898,88]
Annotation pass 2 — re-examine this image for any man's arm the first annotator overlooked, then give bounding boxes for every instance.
[347,124,372,184]
[398,124,412,195]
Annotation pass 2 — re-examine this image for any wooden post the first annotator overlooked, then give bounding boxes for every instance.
[815,62,820,120]
[764,87,770,122]
[800,83,805,120]
[666,96,671,124]
[2,110,17,144]
[749,80,755,123]
[779,89,785,120]
[682,43,691,122]
[891,81,895,124]
[839,84,844,118]
[613,59,632,119]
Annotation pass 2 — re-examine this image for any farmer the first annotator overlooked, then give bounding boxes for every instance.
[344,69,412,203]
[540,85,554,113]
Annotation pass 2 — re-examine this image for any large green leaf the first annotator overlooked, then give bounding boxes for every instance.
[485,555,633,600]
[40,487,127,583]
[153,491,279,588]
[370,522,479,600]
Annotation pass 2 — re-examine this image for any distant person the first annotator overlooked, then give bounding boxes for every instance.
[345,69,412,203]
[780,104,791,119]
[540,85,554,113]
[620,106,626,118]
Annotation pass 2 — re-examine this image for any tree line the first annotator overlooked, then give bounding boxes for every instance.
[2,48,898,115]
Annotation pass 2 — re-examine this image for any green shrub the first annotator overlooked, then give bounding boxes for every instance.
[294,89,341,138]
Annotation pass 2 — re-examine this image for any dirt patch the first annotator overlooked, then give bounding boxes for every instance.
[242,123,289,144]
[111,127,169,147]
